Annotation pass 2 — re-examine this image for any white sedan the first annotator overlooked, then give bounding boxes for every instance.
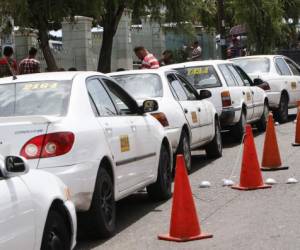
[232,55,300,122]
[0,155,76,250]
[109,68,222,173]
[0,72,173,238]
[164,60,269,141]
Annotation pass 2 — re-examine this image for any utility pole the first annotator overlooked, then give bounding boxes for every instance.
[217,0,227,59]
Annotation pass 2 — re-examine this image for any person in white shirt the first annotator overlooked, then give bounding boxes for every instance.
[189,41,202,61]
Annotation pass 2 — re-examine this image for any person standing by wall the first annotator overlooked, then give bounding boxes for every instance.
[134,46,160,69]
[159,50,174,66]
[189,41,202,61]
[19,47,40,74]
[0,46,18,78]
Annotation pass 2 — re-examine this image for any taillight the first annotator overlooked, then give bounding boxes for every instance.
[151,112,169,127]
[20,132,75,159]
[221,91,232,107]
[259,82,271,91]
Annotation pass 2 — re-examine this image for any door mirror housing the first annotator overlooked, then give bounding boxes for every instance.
[0,156,29,178]
[253,78,264,86]
[198,89,212,100]
[141,100,159,113]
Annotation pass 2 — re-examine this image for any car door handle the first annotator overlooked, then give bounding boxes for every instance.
[242,91,245,95]
[251,91,254,94]
[105,128,112,135]
[198,108,201,112]
[184,108,188,113]
[131,125,136,132]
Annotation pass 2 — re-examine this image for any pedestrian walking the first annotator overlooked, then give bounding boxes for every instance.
[159,50,174,66]
[188,41,202,61]
[134,46,160,69]
[19,47,40,74]
[0,46,18,78]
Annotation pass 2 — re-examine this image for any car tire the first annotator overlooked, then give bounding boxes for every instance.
[176,130,192,173]
[232,111,246,142]
[256,102,269,132]
[147,144,172,201]
[41,210,71,250]
[205,119,222,159]
[80,167,116,239]
[275,93,288,123]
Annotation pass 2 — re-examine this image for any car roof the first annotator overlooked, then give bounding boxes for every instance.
[162,60,231,69]
[108,68,178,77]
[0,71,105,85]
[231,55,283,61]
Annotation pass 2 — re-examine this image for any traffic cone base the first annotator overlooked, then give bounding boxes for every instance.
[261,166,289,171]
[158,233,213,242]
[232,184,271,191]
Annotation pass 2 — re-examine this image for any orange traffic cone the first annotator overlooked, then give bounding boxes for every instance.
[292,101,300,146]
[158,155,213,242]
[261,113,289,171]
[232,125,271,190]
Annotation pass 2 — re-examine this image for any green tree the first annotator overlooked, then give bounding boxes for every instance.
[232,0,284,54]
[0,0,86,71]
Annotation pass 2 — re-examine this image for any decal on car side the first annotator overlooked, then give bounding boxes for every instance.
[120,135,130,152]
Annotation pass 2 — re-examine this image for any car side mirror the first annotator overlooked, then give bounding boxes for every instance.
[0,156,29,178]
[198,89,212,100]
[142,100,159,113]
[253,78,264,86]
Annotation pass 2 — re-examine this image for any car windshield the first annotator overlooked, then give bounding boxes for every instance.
[0,81,72,117]
[112,74,163,99]
[175,65,221,89]
[232,58,270,74]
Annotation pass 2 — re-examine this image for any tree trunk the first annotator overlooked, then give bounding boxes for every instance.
[97,4,125,73]
[38,27,58,71]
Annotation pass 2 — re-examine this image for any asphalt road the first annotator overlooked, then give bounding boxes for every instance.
[76,111,300,250]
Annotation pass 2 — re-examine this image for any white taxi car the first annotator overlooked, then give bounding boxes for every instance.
[0,155,76,250]
[0,72,173,238]
[232,55,300,122]
[164,60,269,141]
[109,68,222,173]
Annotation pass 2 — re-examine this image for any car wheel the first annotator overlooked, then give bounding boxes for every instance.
[256,102,269,132]
[232,111,246,142]
[41,210,71,250]
[81,167,116,239]
[147,144,172,201]
[177,130,192,173]
[275,93,288,123]
[205,119,222,159]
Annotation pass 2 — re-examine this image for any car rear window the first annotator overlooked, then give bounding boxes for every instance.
[112,74,163,99]
[232,58,270,74]
[0,81,72,117]
[176,66,221,89]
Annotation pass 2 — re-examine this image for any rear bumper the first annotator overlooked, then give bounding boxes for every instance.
[220,107,240,127]
[266,91,281,109]
[165,127,181,152]
[43,161,99,211]
[64,200,77,249]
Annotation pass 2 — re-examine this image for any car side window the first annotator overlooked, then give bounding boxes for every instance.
[167,74,188,101]
[235,66,253,86]
[175,74,197,100]
[218,64,237,87]
[285,59,300,76]
[227,64,246,87]
[86,78,118,116]
[275,58,291,75]
[101,78,137,115]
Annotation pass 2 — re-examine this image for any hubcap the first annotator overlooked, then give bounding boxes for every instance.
[48,229,62,250]
[100,181,113,225]
[183,136,191,170]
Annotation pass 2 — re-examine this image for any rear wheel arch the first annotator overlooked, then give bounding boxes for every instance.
[162,137,171,157]
[99,156,115,186]
[281,90,289,103]
[181,124,190,141]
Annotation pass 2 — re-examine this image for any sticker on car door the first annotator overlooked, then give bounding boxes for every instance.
[191,112,198,123]
[291,82,297,90]
[120,135,130,152]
